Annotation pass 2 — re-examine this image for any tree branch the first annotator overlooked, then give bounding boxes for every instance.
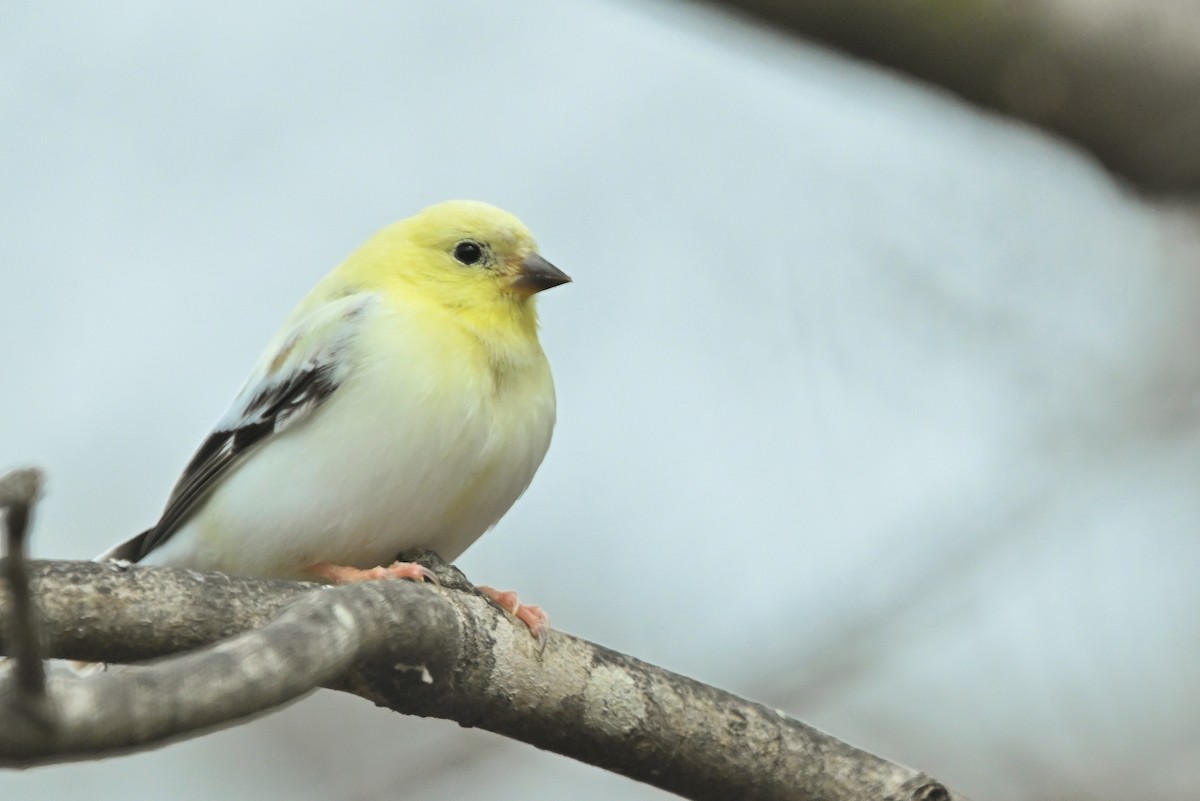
[691,0,1200,193]
[0,468,53,739]
[1,559,961,801]
[0,468,46,694]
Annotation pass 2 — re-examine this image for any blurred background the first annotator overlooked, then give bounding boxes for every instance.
[2,1,1199,799]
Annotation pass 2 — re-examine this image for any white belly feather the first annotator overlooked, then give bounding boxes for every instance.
[143,303,556,579]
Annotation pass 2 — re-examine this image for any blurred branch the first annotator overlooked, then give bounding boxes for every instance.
[690,0,1200,193]
[0,468,52,733]
[0,558,960,801]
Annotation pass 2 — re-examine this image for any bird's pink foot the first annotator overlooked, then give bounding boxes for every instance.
[306,560,438,585]
[477,584,549,645]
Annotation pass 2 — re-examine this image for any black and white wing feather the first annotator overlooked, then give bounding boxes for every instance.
[102,293,378,563]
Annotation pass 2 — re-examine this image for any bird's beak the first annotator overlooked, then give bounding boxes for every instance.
[511,253,571,295]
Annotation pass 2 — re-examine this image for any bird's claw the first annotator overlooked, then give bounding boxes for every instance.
[307,560,440,587]
[476,584,549,649]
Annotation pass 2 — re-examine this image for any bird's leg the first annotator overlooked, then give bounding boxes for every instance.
[392,548,473,591]
[306,561,438,585]
[476,585,549,647]
[386,550,548,646]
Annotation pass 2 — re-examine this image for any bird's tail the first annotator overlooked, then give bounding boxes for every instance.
[94,527,153,564]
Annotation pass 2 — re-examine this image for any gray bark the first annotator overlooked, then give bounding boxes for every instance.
[1,560,961,801]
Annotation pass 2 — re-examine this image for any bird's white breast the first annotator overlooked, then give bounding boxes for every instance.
[144,297,556,579]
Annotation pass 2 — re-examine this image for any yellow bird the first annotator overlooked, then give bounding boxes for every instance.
[100,200,569,637]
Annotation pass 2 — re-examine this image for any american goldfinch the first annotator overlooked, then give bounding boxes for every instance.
[99,200,569,637]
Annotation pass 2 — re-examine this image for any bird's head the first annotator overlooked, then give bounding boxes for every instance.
[344,201,570,334]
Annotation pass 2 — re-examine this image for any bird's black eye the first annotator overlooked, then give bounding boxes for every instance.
[453,241,485,265]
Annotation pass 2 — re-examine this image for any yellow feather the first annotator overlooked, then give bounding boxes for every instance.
[318,200,545,350]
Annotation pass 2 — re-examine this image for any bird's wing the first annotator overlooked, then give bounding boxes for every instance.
[103,292,380,563]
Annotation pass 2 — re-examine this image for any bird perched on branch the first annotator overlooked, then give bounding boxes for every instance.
[99,200,569,639]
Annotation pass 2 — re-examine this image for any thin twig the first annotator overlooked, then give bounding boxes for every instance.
[0,467,50,731]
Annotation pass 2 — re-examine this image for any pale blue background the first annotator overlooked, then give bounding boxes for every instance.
[3,1,1199,799]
